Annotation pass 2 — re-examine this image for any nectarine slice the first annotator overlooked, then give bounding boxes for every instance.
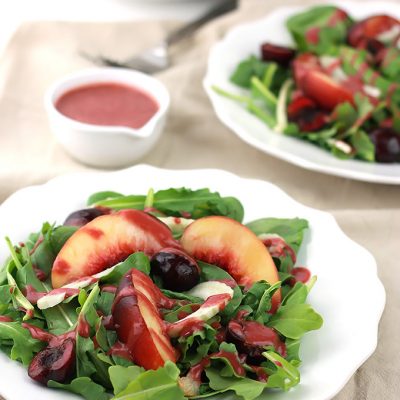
[112,270,177,370]
[300,70,354,111]
[52,209,178,288]
[180,216,281,312]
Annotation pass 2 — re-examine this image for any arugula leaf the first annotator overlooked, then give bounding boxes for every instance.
[286,6,352,53]
[48,377,108,400]
[230,56,270,88]
[205,368,266,400]
[96,291,115,316]
[285,338,301,362]
[246,218,308,254]
[350,130,375,162]
[380,48,400,81]
[112,361,186,400]
[242,281,281,320]
[49,226,78,254]
[263,351,300,390]
[178,323,218,366]
[7,271,35,321]
[281,281,309,306]
[340,46,393,94]
[210,342,243,377]
[161,289,203,303]
[109,365,144,395]
[101,252,150,285]
[89,188,244,222]
[12,244,77,334]
[164,303,202,323]
[42,304,77,335]
[0,321,44,365]
[334,101,358,131]
[30,224,77,276]
[75,285,112,388]
[269,303,323,339]
[87,191,124,206]
[0,285,12,311]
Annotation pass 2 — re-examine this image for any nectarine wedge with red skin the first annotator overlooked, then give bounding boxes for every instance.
[292,53,321,85]
[300,70,354,111]
[52,209,179,288]
[112,270,177,370]
[180,216,281,313]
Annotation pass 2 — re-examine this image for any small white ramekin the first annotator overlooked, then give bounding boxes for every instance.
[45,68,170,168]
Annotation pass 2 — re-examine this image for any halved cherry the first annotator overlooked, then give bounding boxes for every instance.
[348,15,400,48]
[28,338,76,385]
[260,43,296,66]
[287,96,328,132]
[299,70,354,111]
[369,127,400,163]
[226,320,286,364]
[63,207,110,227]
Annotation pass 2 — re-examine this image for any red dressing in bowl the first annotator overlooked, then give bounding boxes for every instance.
[55,82,159,129]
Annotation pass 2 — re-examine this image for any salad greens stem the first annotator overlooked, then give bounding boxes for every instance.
[43,281,75,328]
[251,76,278,106]
[274,79,293,133]
[263,63,278,89]
[5,237,23,270]
[306,276,317,293]
[144,188,155,209]
[262,351,300,386]
[211,85,252,105]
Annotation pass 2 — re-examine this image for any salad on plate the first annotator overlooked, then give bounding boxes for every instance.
[214,5,400,163]
[0,187,322,400]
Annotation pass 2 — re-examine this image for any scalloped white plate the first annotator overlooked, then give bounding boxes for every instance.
[203,1,400,184]
[0,166,385,400]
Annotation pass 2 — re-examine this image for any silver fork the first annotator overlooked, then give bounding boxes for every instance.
[81,0,237,74]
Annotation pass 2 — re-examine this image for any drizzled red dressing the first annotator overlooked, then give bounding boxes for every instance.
[55,82,159,130]
[291,266,311,284]
[186,349,245,387]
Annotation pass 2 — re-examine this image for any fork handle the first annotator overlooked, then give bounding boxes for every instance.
[165,0,237,46]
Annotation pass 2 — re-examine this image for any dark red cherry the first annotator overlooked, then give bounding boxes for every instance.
[226,320,286,364]
[287,96,328,132]
[369,128,400,163]
[28,338,76,385]
[151,247,200,291]
[261,43,296,66]
[348,15,400,48]
[64,207,108,227]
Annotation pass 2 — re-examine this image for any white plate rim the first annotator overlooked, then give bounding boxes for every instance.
[0,165,386,400]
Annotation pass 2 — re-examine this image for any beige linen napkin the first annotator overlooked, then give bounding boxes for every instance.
[0,0,399,399]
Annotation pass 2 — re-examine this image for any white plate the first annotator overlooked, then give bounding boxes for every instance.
[0,165,385,400]
[203,1,400,184]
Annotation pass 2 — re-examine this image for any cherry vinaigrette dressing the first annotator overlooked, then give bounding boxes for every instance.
[55,82,159,129]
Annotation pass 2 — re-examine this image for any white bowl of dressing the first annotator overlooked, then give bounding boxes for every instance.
[45,68,170,168]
